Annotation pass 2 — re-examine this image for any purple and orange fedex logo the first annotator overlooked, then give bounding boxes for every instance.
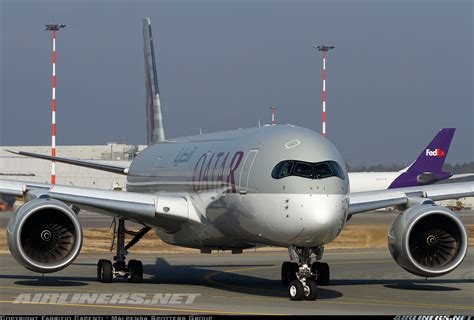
[425,148,445,157]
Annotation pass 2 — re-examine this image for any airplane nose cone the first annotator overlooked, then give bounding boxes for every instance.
[262,193,349,246]
[291,194,349,246]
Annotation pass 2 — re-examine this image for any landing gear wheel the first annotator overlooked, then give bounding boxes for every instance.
[304,279,318,300]
[97,259,105,282]
[312,262,330,286]
[98,259,113,283]
[288,280,305,301]
[281,262,289,284]
[281,262,293,284]
[128,259,143,283]
[290,263,298,281]
[282,262,299,284]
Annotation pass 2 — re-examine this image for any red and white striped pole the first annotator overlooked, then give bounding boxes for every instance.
[322,50,327,138]
[315,45,334,138]
[270,106,278,126]
[51,30,57,185]
[46,24,65,185]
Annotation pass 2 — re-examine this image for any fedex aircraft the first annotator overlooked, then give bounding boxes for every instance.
[349,128,474,192]
[1,18,473,301]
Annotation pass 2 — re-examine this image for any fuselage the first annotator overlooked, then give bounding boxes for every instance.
[348,172,401,193]
[126,125,349,250]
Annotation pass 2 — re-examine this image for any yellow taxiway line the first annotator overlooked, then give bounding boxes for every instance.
[0,299,285,316]
[203,261,473,311]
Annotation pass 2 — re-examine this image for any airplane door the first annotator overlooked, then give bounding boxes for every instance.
[238,149,259,194]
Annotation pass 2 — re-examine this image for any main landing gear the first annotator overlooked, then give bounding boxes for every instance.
[281,246,330,301]
[97,219,151,283]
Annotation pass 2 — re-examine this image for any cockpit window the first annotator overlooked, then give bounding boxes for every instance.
[271,160,345,180]
[329,161,345,180]
[293,162,314,178]
[313,162,333,179]
[272,160,294,179]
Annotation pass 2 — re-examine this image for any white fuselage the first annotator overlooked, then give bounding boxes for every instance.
[348,172,401,193]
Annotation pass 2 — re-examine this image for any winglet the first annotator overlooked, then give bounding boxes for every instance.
[4,149,17,155]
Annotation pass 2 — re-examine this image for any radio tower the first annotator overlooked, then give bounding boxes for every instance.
[45,24,66,185]
[315,45,334,138]
[270,106,278,126]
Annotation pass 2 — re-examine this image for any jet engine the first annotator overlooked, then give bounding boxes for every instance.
[388,203,468,277]
[7,198,83,273]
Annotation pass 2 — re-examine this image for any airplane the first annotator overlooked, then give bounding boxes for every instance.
[349,128,474,192]
[1,17,473,301]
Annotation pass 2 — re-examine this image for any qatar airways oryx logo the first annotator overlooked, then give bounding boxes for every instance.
[425,148,445,157]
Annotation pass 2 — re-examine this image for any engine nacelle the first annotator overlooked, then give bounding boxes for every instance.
[7,198,83,273]
[388,204,468,277]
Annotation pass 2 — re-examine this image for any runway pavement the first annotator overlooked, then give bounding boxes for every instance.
[0,250,472,315]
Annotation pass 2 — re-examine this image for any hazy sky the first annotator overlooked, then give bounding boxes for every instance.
[1,0,472,166]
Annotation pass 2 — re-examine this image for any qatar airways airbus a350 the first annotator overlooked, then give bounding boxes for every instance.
[1,18,472,301]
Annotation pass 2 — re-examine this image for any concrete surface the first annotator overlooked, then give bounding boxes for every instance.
[0,250,472,315]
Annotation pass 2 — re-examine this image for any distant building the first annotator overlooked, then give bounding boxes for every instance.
[0,143,146,190]
[437,198,474,210]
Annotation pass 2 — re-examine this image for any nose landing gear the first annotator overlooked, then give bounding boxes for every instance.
[283,246,330,301]
[288,264,318,301]
[96,219,150,283]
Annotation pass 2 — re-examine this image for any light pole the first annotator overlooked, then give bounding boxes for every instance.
[314,45,334,138]
[45,24,66,184]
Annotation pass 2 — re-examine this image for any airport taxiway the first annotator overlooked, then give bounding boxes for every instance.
[0,250,472,315]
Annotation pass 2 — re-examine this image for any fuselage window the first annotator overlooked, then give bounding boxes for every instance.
[271,160,345,180]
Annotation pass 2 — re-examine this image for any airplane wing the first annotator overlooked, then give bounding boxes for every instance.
[5,150,129,175]
[349,181,474,215]
[450,173,474,179]
[0,179,199,233]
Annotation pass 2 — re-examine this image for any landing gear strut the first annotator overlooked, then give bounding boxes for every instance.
[282,246,330,301]
[97,219,150,283]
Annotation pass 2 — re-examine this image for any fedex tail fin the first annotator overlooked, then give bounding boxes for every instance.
[388,128,455,189]
[406,128,455,174]
[143,17,166,145]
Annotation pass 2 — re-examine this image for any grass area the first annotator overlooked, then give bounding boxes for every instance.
[1,224,472,254]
